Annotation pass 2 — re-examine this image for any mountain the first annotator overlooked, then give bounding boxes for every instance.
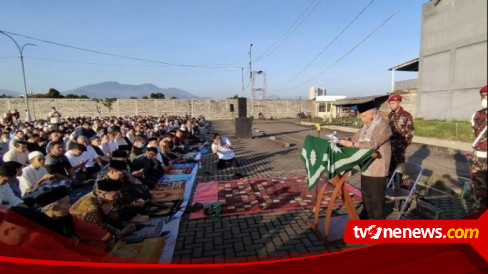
[0,88,21,97]
[62,81,198,99]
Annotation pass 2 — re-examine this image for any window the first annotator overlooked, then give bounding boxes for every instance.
[319,103,326,112]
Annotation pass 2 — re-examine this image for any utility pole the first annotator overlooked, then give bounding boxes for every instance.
[0,31,36,122]
[241,67,244,95]
[249,44,253,118]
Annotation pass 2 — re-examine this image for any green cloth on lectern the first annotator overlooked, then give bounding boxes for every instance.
[301,135,375,190]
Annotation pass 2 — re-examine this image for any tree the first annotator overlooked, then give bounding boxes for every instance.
[101,98,117,114]
[129,96,137,99]
[141,96,149,99]
[93,98,117,115]
[150,92,165,99]
[46,88,64,98]
[227,94,239,99]
[65,93,90,99]
[170,96,178,99]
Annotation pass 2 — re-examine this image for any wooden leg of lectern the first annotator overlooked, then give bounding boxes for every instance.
[313,183,327,226]
[342,184,359,220]
[307,183,327,237]
[323,176,343,243]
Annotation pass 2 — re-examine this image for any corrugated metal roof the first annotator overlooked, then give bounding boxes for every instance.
[333,94,389,107]
[388,58,419,71]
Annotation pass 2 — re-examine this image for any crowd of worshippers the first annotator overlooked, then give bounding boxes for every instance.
[0,114,207,257]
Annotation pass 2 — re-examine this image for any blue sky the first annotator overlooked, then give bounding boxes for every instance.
[0,0,425,99]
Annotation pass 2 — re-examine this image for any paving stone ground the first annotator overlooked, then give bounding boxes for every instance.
[171,119,474,263]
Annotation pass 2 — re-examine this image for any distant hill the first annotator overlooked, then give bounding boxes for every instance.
[62,81,198,99]
[0,88,21,97]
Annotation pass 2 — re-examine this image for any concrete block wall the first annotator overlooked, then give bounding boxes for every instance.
[0,98,314,121]
[417,0,487,120]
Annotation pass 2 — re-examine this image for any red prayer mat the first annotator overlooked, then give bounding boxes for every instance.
[190,175,362,219]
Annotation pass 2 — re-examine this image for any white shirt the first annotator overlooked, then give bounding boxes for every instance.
[99,142,112,156]
[211,137,235,160]
[0,183,23,208]
[108,140,118,152]
[65,150,86,171]
[83,146,99,168]
[18,165,48,196]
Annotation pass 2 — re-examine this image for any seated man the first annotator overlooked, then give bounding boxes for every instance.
[64,143,89,181]
[162,133,182,157]
[69,178,135,241]
[3,161,23,199]
[18,151,55,197]
[171,129,186,154]
[96,159,148,223]
[114,130,132,148]
[76,135,102,178]
[44,141,87,188]
[0,165,24,209]
[130,147,164,189]
[34,185,113,252]
[90,135,111,166]
[3,140,29,167]
[158,140,180,173]
[211,133,239,169]
[129,135,146,161]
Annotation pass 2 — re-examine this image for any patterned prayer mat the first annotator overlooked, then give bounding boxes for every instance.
[168,167,194,175]
[111,236,166,259]
[121,216,167,244]
[150,181,186,203]
[190,175,362,219]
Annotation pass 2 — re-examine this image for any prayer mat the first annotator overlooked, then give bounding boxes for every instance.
[160,173,193,182]
[168,167,194,175]
[150,181,186,203]
[190,175,362,219]
[145,200,180,217]
[111,236,166,259]
[121,216,166,244]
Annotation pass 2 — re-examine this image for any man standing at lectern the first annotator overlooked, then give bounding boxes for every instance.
[338,101,392,219]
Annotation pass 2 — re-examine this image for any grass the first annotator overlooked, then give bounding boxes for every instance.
[321,117,473,142]
[412,118,472,142]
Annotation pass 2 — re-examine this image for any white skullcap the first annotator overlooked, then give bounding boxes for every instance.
[28,151,44,160]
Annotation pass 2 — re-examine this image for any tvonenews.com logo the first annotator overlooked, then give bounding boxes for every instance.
[344,219,485,244]
[343,212,487,261]
[353,225,479,240]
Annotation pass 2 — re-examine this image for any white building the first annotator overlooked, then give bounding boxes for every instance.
[310,86,346,119]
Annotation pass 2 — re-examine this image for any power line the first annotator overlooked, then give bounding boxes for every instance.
[271,0,412,97]
[24,56,242,70]
[0,29,243,70]
[276,0,376,92]
[252,0,323,63]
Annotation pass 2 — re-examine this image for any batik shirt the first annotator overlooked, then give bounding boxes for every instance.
[388,106,414,151]
[472,108,487,152]
[69,192,118,236]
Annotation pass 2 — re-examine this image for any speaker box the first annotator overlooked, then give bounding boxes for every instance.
[235,117,252,139]
[237,97,247,118]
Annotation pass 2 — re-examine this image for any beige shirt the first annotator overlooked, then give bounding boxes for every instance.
[352,113,392,177]
[2,149,29,166]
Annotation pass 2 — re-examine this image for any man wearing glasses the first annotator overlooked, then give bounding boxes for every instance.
[18,151,55,197]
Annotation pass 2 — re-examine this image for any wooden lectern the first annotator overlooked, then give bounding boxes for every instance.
[306,170,358,244]
[301,135,376,244]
